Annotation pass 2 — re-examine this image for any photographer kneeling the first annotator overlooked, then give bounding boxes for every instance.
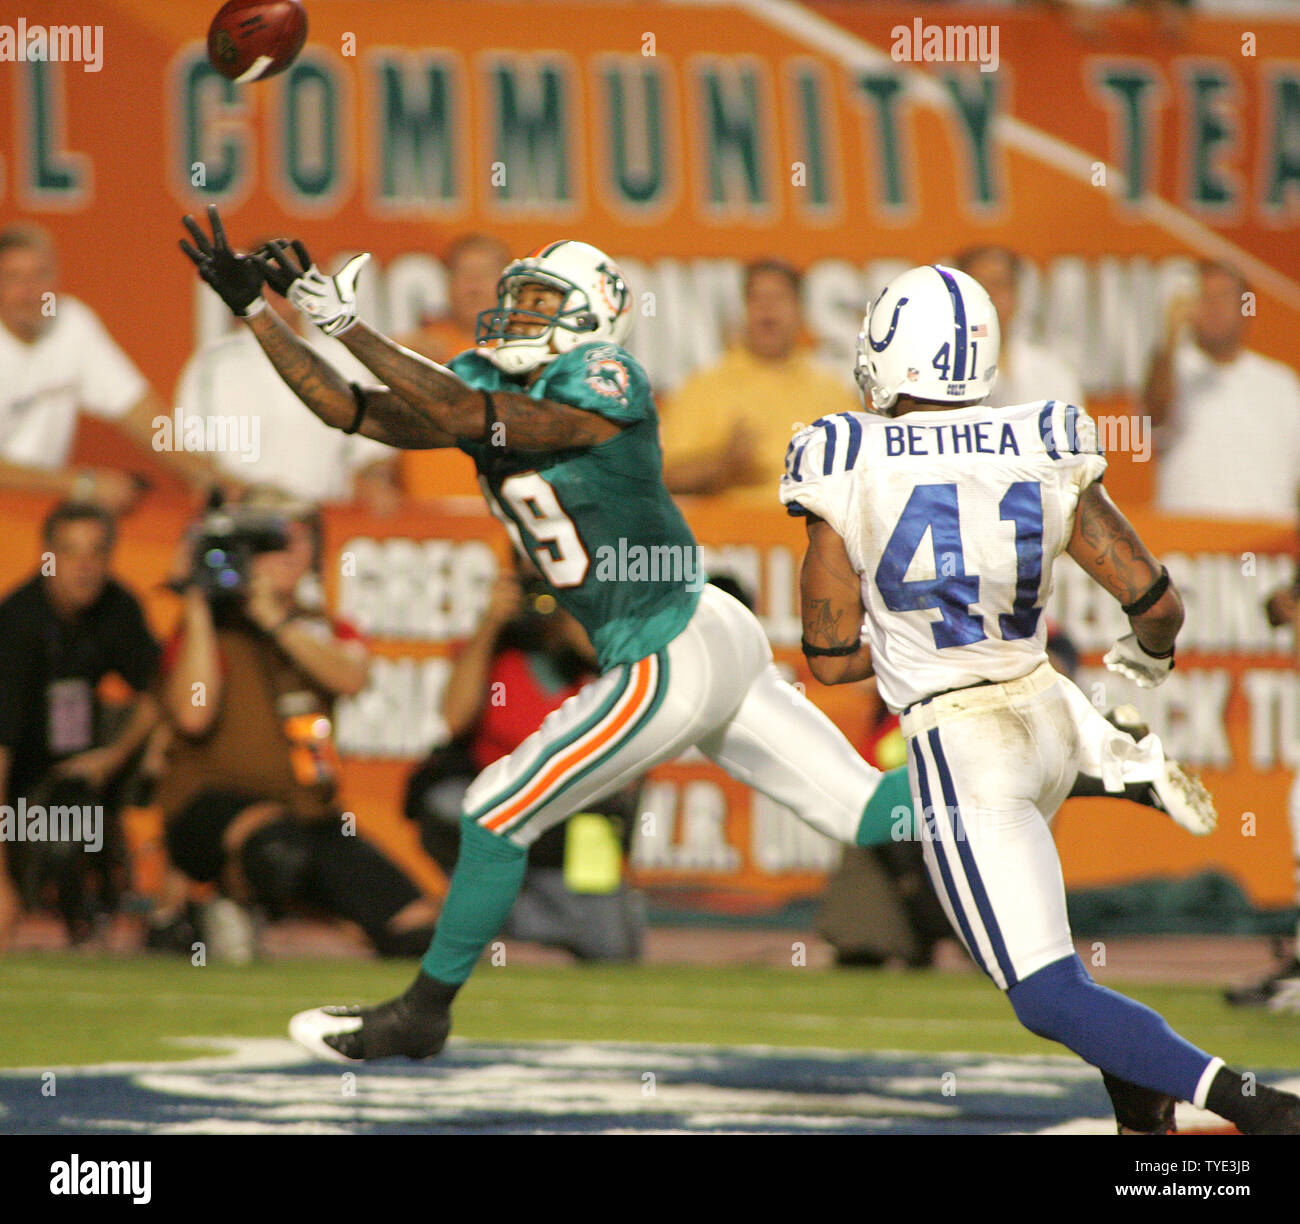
[155,491,438,959]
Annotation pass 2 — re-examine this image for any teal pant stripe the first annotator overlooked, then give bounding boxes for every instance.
[505,649,669,838]
[465,660,635,824]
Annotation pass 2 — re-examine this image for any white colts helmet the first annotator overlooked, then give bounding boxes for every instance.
[854,264,1000,414]
[475,239,634,375]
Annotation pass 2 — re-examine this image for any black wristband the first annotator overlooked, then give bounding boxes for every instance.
[1136,640,1175,661]
[343,382,367,435]
[1121,566,1171,617]
[801,637,861,658]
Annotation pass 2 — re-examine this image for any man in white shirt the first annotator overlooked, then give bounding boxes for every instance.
[0,224,221,511]
[173,288,399,508]
[957,246,1084,410]
[1145,261,1300,521]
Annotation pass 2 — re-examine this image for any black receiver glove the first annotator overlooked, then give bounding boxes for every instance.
[179,205,266,318]
[254,238,315,298]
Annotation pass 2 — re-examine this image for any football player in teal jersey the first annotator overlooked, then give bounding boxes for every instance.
[178,208,914,1060]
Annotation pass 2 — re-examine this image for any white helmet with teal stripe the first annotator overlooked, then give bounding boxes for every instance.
[855,264,1000,414]
[476,239,634,376]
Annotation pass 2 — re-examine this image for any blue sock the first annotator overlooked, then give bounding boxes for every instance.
[421,817,528,986]
[1008,954,1212,1101]
[856,766,915,847]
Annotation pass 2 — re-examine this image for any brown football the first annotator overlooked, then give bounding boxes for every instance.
[207,0,308,84]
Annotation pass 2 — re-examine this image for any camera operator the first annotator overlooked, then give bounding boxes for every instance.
[406,565,646,963]
[0,501,161,950]
[155,490,438,960]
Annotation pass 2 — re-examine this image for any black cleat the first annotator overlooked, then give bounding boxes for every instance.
[289,972,456,1062]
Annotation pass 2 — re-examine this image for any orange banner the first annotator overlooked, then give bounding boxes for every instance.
[1,2,1298,913]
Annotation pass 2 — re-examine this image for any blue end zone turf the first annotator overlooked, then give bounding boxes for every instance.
[3,1040,1288,1134]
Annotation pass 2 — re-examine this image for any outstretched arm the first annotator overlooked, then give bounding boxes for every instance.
[256,240,623,452]
[799,514,873,685]
[1067,480,1183,656]
[242,309,458,449]
[336,324,623,451]
[179,208,454,450]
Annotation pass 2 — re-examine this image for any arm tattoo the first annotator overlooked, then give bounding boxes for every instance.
[801,522,866,649]
[342,326,622,451]
[1075,483,1160,604]
[341,326,483,438]
[356,390,459,449]
[248,313,453,448]
[491,392,619,450]
[250,311,356,429]
[805,596,858,650]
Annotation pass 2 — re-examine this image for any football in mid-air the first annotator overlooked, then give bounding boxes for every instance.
[207,0,308,83]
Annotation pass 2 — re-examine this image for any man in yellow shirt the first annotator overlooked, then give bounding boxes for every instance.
[661,260,858,499]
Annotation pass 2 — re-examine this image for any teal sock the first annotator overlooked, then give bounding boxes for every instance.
[855,766,916,847]
[421,817,529,985]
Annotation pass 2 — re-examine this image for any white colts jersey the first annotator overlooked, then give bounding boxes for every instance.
[781,400,1106,712]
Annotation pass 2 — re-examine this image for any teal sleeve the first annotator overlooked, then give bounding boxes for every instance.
[539,344,653,425]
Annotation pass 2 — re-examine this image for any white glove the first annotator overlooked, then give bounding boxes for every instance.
[286,253,370,336]
[1103,633,1174,688]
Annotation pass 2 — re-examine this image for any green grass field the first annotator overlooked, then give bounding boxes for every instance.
[3,954,1297,1070]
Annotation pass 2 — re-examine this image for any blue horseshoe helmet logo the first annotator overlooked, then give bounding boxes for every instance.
[868,295,910,352]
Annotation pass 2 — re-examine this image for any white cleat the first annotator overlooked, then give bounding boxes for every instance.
[289,1006,364,1063]
[1151,760,1217,837]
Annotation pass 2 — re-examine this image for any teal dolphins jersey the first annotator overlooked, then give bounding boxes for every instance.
[451,342,705,671]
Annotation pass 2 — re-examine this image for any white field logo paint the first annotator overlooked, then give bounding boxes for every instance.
[0,20,103,72]
[592,538,707,591]
[891,19,999,74]
[50,1155,151,1205]
[152,406,261,464]
[0,799,103,852]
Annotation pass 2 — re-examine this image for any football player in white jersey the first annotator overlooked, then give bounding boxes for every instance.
[782,264,1300,1135]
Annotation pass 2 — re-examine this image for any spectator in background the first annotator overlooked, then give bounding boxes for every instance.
[957,246,1084,409]
[153,491,438,961]
[405,564,646,962]
[398,234,510,502]
[0,502,161,949]
[0,223,220,512]
[660,260,858,499]
[1144,261,1300,520]
[173,269,400,512]
[400,233,511,365]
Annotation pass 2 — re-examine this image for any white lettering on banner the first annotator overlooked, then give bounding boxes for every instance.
[337,537,497,641]
[1048,552,1294,655]
[751,794,839,873]
[335,656,453,757]
[1243,670,1300,771]
[631,780,677,869]
[631,779,739,872]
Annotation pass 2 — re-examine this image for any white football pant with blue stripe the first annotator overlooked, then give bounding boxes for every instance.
[903,663,1115,989]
